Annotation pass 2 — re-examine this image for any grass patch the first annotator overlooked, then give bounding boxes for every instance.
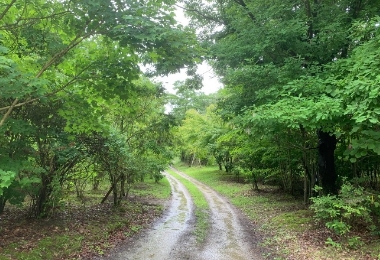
[194,209,209,243]
[0,235,83,260]
[131,176,171,200]
[269,210,313,232]
[166,168,210,243]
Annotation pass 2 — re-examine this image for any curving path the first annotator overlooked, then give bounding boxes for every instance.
[103,167,262,260]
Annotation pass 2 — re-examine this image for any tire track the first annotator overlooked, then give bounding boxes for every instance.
[103,168,262,260]
[170,167,262,260]
[105,173,195,260]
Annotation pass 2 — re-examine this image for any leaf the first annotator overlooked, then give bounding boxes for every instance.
[0,170,17,196]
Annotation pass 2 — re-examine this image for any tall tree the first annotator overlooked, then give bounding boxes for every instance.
[182,0,380,194]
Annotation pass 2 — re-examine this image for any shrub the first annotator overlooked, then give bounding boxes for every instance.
[310,182,378,236]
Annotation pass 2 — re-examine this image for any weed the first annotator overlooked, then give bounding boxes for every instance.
[0,235,83,260]
[347,236,364,249]
[325,237,342,249]
[94,245,104,255]
[107,221,127,233]
[194,209,209,243]
[130,224,142,233]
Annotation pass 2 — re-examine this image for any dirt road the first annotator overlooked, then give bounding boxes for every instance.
[103,167,263,260]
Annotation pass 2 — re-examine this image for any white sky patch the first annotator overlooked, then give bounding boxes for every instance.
[155,4,222,95]
[157,61,222,94]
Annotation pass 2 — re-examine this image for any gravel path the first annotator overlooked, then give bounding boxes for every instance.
[102,167,263,260]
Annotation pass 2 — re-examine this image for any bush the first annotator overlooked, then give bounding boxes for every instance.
[310,182,378,236]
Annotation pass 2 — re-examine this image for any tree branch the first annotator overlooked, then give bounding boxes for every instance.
[0,62,94,112]
[0,98,18,127]
[233,0,256,22]
[36,32,91,78]
[0,11,72,30]
[0,0,16,21]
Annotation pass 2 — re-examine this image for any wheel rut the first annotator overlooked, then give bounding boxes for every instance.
[102,167,263,260]
[170,167,262,260]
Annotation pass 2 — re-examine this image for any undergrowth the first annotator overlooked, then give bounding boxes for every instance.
[0,177,171,260]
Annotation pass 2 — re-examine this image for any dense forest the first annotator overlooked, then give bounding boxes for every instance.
[177,0,380,196]
[1,0,380,252]
[173,0,380,243]
[0,0,203,216]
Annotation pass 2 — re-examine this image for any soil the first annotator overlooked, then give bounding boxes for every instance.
[99,167,264,260]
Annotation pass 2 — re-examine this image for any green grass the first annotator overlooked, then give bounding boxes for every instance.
[0,235,83,260]
[269,210,313,232]
[131,175,171,200]
[166,168,210,243]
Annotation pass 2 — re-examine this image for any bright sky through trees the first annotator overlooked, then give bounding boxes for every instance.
[155,5,222,95]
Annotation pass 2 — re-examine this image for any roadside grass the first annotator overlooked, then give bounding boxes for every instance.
[132,176,171,200]
[166,168,210,243]
[0,177,171,260]
[174,163,380,260]
[0,235,83,260]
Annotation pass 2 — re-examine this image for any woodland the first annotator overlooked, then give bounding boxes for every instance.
[1,0,380,257]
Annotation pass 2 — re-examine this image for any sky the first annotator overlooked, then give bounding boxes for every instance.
[154,5,223,95]
[156,62,222,95]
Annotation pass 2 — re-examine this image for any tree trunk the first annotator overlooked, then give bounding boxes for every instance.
[191,153,196,167]
[112,180,118,206]
[317,130,338,194]
[251,170,259,191]
[0,196,6,214]
[101,174,123,204]
[33,172,54,217]
[93,179,100,190]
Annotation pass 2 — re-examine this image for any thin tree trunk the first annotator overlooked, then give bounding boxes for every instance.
[0,196,7,214]
[191,153,196,167]
[101,175,122,204]
[0,0,16,21]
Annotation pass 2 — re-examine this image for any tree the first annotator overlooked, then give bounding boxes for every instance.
[167,80,218,123]
[80,77,174,206]
[0,0,201,126]
[0,0,202,215]
[182,0,380,195]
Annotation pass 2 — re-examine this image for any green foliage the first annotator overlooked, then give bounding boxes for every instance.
[325,237,342,249]
[0,170,16,197]
[310,182,377,236]
[347,236,364,249]
[0,0,196,215]
[175,105,223,166]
